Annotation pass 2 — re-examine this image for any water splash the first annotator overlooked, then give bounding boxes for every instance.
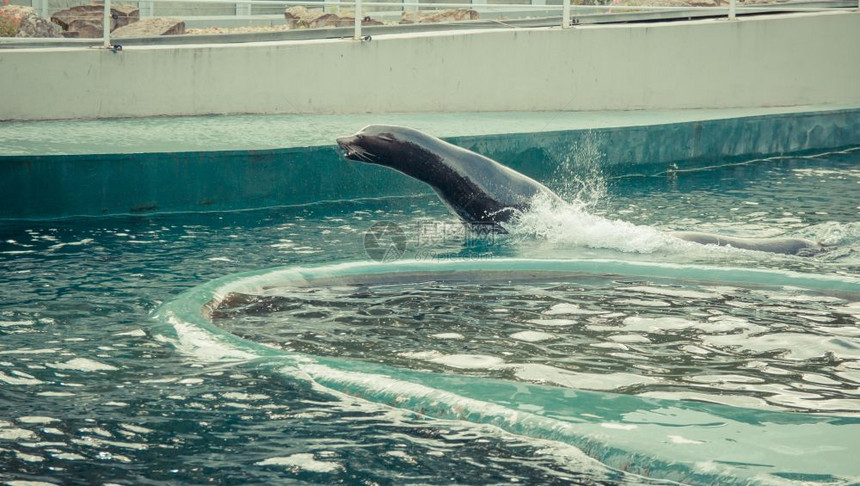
[509,133,685,254]
[505,193,684,254]
[552,131,609,210]
[804,222,860,247]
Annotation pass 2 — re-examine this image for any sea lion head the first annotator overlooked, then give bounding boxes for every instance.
[336,125,439,172]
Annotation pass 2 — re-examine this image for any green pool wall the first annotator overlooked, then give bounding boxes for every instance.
[1,108,858,220]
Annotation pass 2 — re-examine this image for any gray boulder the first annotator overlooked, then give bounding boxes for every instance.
[400,8,479,24]
[0,5,62,38]
[51,3,139,38]
[111,17,185,37]
[284,6,381,29]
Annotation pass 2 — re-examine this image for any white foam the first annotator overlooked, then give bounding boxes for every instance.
[667,435,706,445]
[0,348,60,355]
[590,342,629,350]
[623,286,721,300]
[833,302,860,318]
[255,453,341,472]
[47,238,93,250]
[6,481,59,486]
[15,451,44,462]
[72,436,149,451]
[113,329,146,337]
[638,391,779,411]
[119,424,153,434]
[0,427,36,440]
[161,314,258,362]
[80,427,112,438]
[526,318,578,327]
[385,450,416,463]
[0,320,35,327]
[505,195,682,254]
[178,378,204,385]
[608,334,651,344]
[48,358,118,372]
[688,374,764,384]
[613,299,671,308]
[702,316,758,333]
[513,363,659,390]
[801,373,842,386]
[543,303,606,315]
[429,354,506,370]
[0,371,43,385]
[510,331,556,343]
[222,392,269,401]
[681,345,711,355]
[704,332,860,361]
[621,316,701,332]
[51,452,87,460]
[430,333,465,340]
[17,416,58,425]
[601,423,637,430]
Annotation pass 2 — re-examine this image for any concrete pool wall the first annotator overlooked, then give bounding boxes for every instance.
[1,11,859,121]
[1,107,858,219]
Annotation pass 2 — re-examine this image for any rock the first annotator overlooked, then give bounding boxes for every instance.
[17,12,63,37]
[66,18,104,38]
[284,6,318,28]
[341,16,384,27]
[283,6,307,28]
[0,5,62,38]
[307,13,350,28]
[50,3,139,38]
[285,7,345,28]
[284,6,381,29]
[111,4,139,29]
[111,17,184,37]
[51,4,106,31]
[400,8,479,24]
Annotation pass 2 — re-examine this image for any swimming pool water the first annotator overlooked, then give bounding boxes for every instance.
[1,147,859,484]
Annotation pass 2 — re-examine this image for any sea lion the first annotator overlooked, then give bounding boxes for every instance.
[337,125,822,256]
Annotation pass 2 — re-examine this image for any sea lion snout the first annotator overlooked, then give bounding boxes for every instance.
[336,135,360,160]
[337,132,377,162]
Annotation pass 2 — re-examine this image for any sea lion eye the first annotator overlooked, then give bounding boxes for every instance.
[378,134,395,142]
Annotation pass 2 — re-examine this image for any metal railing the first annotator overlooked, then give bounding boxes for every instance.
[1,0,856,47]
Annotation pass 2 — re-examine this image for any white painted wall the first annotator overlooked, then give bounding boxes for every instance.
[1,11,858,121]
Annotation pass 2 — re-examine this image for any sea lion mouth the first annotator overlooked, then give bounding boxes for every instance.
[336,135,374,162]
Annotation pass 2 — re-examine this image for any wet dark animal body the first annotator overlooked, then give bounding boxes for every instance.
[337,125,562,226]
[337,125,822,256]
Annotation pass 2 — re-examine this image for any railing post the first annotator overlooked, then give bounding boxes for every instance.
[354,0,362,40]
[236,0,251,16]
[139,0,154,18]
[729,0,736,19]
[34,0,49,19]
[103,0,111,47]
[562,0,570,28]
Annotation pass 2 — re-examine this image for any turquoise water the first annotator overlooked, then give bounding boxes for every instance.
[1,145,859,484]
